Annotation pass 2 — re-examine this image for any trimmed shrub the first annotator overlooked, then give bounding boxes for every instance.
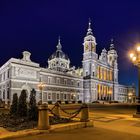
[65,101,69,104]
[48,101,52,104]
[78,100,82,104]
[72,101,76,104]
[17,90,27,117]
[28,89,38,121]
[10,93,18,115]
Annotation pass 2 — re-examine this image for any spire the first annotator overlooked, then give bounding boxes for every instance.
[87,18,93,36]
[110,38,115,50]
[56,36,62,50]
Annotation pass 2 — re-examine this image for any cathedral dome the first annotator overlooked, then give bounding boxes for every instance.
[48,37,70,72]
[49,49,69,61]
[48,38,69,61]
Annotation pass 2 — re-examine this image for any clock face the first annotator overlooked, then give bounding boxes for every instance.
[85,45,89,52]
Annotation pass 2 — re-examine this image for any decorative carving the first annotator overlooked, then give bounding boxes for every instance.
[15,67,37,79]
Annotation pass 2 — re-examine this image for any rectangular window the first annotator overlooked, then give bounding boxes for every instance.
[71,80,74,85]
[71,94,74,100]
[57,78,60,84]
[48,77,51,84]
[7,88,10,99]
[77,81,80,87]
[7,70,10,78]
[3,90,5,99]
[48,93,52,100]
[64,94,67,100]
[57,93,60,100]
[64,79,67,85]
[3,72,6,80]
[77,94,79,100]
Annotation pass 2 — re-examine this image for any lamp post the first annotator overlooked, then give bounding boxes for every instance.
[38,82,46,104]
[128,92,133,103]
[129,45,140,117]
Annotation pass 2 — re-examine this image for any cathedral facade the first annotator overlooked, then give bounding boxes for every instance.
[0,21,136,104]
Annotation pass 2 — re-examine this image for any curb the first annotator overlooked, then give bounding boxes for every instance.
[0,121,93,140]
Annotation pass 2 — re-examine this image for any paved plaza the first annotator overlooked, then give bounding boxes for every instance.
[4,104,140,140]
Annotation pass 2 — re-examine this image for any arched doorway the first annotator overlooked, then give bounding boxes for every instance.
[21,84,31,101]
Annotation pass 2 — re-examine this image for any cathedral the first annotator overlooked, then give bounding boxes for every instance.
[0,21,136,104]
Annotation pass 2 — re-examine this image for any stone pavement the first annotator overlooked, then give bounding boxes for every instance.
[90,112,140,136]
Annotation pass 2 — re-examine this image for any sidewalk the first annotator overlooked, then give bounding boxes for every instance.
[0,121,93,140]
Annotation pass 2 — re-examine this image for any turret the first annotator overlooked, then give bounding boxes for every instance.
[107,39,118,83]
[108,39,118,67]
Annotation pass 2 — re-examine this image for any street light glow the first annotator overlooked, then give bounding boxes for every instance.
[137,46,140,52]
[130,53,134,58]
[132,56,136,61]
[129,43,140,116]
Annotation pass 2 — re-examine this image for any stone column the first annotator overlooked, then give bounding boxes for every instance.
[53,102,60,117]
[38,104,50,130]
[80,103,89,122]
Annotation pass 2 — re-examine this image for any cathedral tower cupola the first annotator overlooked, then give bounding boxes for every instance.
[48,37,70,72]
[99,48,108,63]
[108,39,118,67]
[87,19,93,36]
[83,19,97,53]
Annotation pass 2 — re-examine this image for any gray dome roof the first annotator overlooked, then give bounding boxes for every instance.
[49,49,69,60]
[48,38,69,61]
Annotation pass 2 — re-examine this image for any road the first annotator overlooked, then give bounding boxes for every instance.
[9,104,140,140]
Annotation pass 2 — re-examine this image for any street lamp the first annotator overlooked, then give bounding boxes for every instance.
[128,92,133,103]
[38,82,46,104]
[129,44,140,117]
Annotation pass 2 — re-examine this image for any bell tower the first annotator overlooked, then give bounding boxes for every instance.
[83,19,98,77]
[82,19,98,103]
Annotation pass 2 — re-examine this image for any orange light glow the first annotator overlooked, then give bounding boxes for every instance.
[137,46,140,52]
[132,56,136,61]
[129,53,134,58]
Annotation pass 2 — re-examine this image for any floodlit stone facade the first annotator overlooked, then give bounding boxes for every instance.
[0,21,136,104]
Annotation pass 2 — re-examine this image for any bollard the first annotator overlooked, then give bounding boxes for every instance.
[80,103,89,122]
[38,103,50,130]
[53,102,60,117]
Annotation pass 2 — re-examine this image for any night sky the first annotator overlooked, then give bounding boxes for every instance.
[0,0,140,93]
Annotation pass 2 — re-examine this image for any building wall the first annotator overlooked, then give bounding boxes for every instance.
[0,53,136,104]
